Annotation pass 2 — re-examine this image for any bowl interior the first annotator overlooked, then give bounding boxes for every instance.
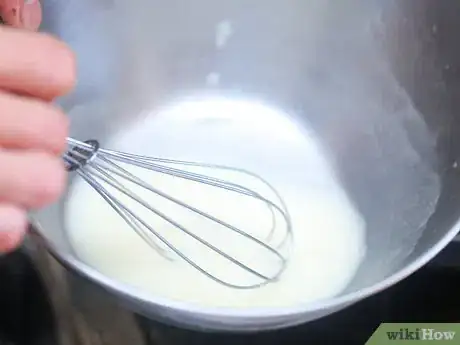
[32,0,460,311]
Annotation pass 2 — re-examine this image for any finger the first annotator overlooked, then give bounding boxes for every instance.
[0,0,42,31]
[20,0,42,31]
[0,0,21,28]
[0,150,67,209]
[0,204,27,253]
[0,25,76,100]
[0,91,68,154]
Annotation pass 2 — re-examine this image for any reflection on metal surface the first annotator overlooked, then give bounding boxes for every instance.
[31,0,460,331]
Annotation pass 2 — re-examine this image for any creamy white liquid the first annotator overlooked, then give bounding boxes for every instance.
[65,97,366,308]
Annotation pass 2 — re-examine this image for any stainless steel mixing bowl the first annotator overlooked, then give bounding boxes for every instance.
[31,0,460,331]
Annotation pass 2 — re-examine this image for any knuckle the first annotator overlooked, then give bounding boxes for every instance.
[25,101,69,153]
[0,95,69,153]
[37,33,77,92]
[30,153,67,207]
[59,49,77,93]
[44,105,69,154]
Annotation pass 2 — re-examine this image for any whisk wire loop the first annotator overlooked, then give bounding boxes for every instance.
[64,138,292,289]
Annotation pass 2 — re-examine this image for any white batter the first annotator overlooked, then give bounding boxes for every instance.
[65,97,367,308]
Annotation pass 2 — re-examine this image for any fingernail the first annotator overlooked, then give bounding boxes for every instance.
[21,0,41,30]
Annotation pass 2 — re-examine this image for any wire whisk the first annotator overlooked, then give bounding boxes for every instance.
[63,138,292,289]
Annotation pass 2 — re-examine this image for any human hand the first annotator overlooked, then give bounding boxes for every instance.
[0,0,76,252]
[0,0,42,30]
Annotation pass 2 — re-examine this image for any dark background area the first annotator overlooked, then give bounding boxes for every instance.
[0,241,459,345]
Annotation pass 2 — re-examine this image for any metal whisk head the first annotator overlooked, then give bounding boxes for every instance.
[63,138,292,289]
